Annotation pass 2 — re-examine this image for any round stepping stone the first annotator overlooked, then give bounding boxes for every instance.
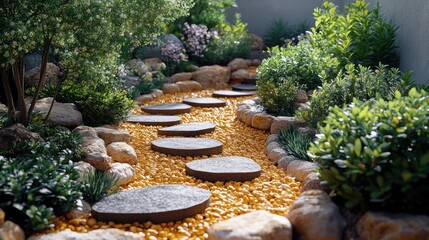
[242,77,257,85]
[212,90,255,98]
[232,84,258,91]
[183,98,227,108]
[141,103,192,115]
[92,185,210,223]
[186,156,261,182]
[158,122,216,137]
[151,138,222,157]
[126,115,181,126]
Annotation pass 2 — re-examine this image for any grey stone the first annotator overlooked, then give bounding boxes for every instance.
[0,103,7,112]
[267,148,288,164]
[186,156,261,182]
[0,221,25,240]
[23,52,42,71]
[126,115,181,126]
[162,83,181,94]
[106,142,138,165]
[83,152,112,171]
[82,138,107,155]
[0,124,43,151]
[300,172,322,193]
[287,160,318,181]
[74,161,96,183]
[230,69,250,81]
[297,127,317,137]
[72,126,97,139]
[295,90,309,103]
[158,122,216,137]
[208,210,292,240]
[251,113,274,130]
[28,229,145,240]
[151,137,223,157]
[34,97,82,127]
[121,75,140,88]
[105,163,135,186]
[212,90,255,98]
[95,127,130,145]
[183,98,227,108]
[278,155,300,172]
[270,117,306,134]
[92,185,210,223]
[232,84,257,92]
[265,134,278,146]
[66,200,92,220]
[170,72,193,83]
[286,190,346,240]
[227,58,249,71]
[162,34,184,49]
[25,62,59,87]
[141,103,192,115]
[265,141,282,155]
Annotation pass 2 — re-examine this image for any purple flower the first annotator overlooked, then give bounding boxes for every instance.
[161,41,188,64]
[183,22,217,58]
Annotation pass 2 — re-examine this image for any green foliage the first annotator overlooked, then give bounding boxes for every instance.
[81,169,119,204]
[278,127,314,161]
[201,17,252,66]
[128,72,166,99]
[309,88,429,214]
[263,19,309,47]
[296,64,414,127]
[311,0,398,68]
[257,77,300,116]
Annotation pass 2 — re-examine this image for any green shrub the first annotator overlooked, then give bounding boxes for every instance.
[309,88,429,213]
[278,127,314,161]
[257,77,300,116]
[128,72,166,99]
[296,64,414,127]
[81,169,119,204]
[311,0,398,68]
[263,19,309,48]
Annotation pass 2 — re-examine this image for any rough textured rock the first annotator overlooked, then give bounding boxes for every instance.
[278,156,300,172]
[143,58,162,71]
[162,83,181,94]
[25,62,59,87]
[106,142,138,165]
[192,65,231,89]
[0,103,7,112]
[0,209,4,225]
[267,148,288,164]
[295,90,309,103]
[176,81,203,92]
[74,161,96,183]
[82,138,107,155]
[0,124,43,151]
[170,72,193,83]
[265,141,282,155]
[286,160,318,181]
[84,153,112,171]
[228,58,249,71]
[66,200,92,220]
[95,127,130,145]
[230,69,250,82]
[33,97,82,127]
[0,221,25,240]
[151,89,164,98]
[208,210,292,240]
[300,172,322,193]
[265,134,278,146]
[286,190,346,240]
[297,127,317,137]
[271,117,306,134]
[72,126,97,139]
[251,34,265,51]
[28,229,145,240]
[136,94,154,105]
[356,211,429,240]
[105,163,135,186]
[251,113,274,130]
[252,59,262,66]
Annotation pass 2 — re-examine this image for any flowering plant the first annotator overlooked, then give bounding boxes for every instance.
[182,22,218,59]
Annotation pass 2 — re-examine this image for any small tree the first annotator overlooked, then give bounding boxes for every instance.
[0,0,192,126]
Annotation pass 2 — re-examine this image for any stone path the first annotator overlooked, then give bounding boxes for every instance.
[183,98,227,107]
[151,138,223,157]
[158,122,216,137]
[212,90,255,98]
[141,103,192,115]
[232,84,258,92]
[126,115,181,126]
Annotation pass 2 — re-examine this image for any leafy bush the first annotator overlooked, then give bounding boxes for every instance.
[296,64,414,127]
[311,0,398,68]
[309,88,429,214]
[128,72,166,99]
[257,77,300,116]
[81,169,119,204]
[263,19,309,47]
[278,127,314,161]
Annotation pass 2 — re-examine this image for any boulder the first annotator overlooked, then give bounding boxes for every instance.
[136,94,154,105]
[82,138,107,155]
[356,211,429,240]
[0,221,25,240]
[66,200,92,220]
[170,72,193,83]
[286,190,346,240]
[295,90,309,103]
[28,229,145,240]
[162,83,181,94]
[106,142,138,165]
[72,126,98,139]
[74,161,96,183]
[176,81,203,92]
[34,97,82,127]
[23,52,42,71]
[151,89,164,98]
[300,172,322,193]
[191,65,231,89]
[265,134,278,146]
[208,210,292,240]
[95,127,130,145]
[251,113,274,130]
[0,209,4,225]
[270,117,306,134]
[278,155,300,172]
[267,148,288,164]
[297,127,317,137]
[228,58,249,72]
[143,58,162,71]
[25,62,59,87]
[162,34,184,49]
[230,69,250,82]
[265,141,282,155]
[105,163,135,186]
[251,34,265,51]
[83,152,112,172]
[286,160,318,181]
[0,124,43,151]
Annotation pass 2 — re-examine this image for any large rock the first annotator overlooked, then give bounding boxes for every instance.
[0,209,4,225]
[170,72,193,83]
[162,83,181,94]
[162,34,184,49]
[286,190,346,240]
[136,94,154,105]
[300,172,322,193]
[23,52,42,71]
[356,211,429,240]
[143,58,162,71]
[106,142,138,165]
[82,138,107,155]
[105,163,135,186]
[286,160,318,181]
[83,152,112,171]
[176,81,203,92]
[72,126,98,139]
[295,90,309,103]
[267,148,288,164]
[34,97,82,127]
[251,34,265,51]
[74,161,96,183]
[25,62,59,87]
[28,229,145,240]
[228,58,249,72]
[0,124,43,151]
[191,65,231,89]
[270,117,306,134]
[208,210,292,240]
[251,113,274,130]
[66,200,92,220]
[0,221,25,240]
[230,69,251,82]
[95,127,130,145]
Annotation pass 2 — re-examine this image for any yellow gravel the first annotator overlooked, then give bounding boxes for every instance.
[46,90,300,239]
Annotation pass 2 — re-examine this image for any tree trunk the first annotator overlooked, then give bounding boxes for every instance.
[12,59,28,125]
[0,68,16,124]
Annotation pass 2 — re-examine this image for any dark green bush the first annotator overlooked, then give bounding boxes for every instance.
[278,127,314,161]
[296,64,414,127]
[263,19,309,48]
[309,88,429,213]
[81,169,119,204]
[128,72,166,99]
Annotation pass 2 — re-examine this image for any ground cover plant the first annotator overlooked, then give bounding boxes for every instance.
[80,169,119,204]
[263,19,309,48]
[277,127,314,161]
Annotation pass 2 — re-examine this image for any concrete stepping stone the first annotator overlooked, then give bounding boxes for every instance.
[212,90,255,98]
[183,97,227,108]
[92,185,210,223]
[242,77,257,85]
[186,156,261,182]
[126,115,181,126]
[158,122,216,137]
[232,84,257,92]
[141,103,192,115]
[151,138,222,157]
